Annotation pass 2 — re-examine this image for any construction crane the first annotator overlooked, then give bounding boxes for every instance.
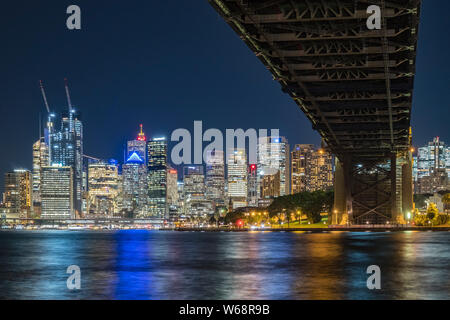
[64,77,73,112]
[39,80,51,113]
[83,155,101,161]
[64,77,75,132]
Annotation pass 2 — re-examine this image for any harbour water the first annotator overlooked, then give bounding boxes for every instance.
[0,230,448,299]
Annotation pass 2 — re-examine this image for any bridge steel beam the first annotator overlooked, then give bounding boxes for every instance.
[209,0,421,224]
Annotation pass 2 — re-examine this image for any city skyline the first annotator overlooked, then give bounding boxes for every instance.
[0,1,449,194]
[1,107,338,219]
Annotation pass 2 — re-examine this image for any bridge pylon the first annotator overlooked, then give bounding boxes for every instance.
[332,150,413,225]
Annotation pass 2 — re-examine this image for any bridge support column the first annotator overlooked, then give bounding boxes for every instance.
[390,153,398,223]
[333,158,347,225]
[333,157,351,225]
[401,153,413,222]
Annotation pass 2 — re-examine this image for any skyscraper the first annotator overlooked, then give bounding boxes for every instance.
[183,166,212,217]
[260,168,280,199]
[147,137,168,218]
[414,137,450,194]
[227,149,247,209]
[257,136,289,197]
[4,170,32,218]
[122,126,148,216]
[415,137,448,179]
[41,166,73,219]
[87,160,120,216]
[167,168,179,205]
[291,144,333,193]
[205,149,225,208]
[32,137,49,216]
[167,167,180,220]
[128,124,147,163]
[247,164,258,207]
[50,110,83,216]
[291,144,313,194]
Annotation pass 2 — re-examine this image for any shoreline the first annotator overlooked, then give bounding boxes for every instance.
[1,227,450,232]
[172,227,450,232]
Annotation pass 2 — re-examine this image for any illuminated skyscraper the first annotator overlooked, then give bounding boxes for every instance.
[291,144,314,193]
[32,137,49,215]
[260,168,280,199]
[41,166,73,219]
[87,160,120,216]
[4,170,33,218]
[415,137,450,194]
[205,150,225,207]
[128,124,147,163]
[167,167,181,220]
[247,164,258,207]
[416,137,449,180]
[291,144,333,193]
[122,157,147,215]
[167,167,179,207]
[183,166,212,217]
[50,110,83,216]
[227,149,247,209]
[122,126,148,215]
[147,137,167,218]
[257,136,289,197]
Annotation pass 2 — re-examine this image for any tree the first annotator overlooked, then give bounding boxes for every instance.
[267,190,334,224]
[426,203,438,221]
[433,214,448,226]
[442,193,450,213]
[414,214,427,226]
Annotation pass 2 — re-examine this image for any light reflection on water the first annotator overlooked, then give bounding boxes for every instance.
[0,230,448,300]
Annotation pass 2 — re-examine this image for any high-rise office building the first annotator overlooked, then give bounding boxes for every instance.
[4,170,32,217]
[128,124,147,163]
[414,137,450,194]
[41,166,73,219]
[50,110,83,216]
[167,167,180,220]
[147,137,167,218]
[247,164,258,207]
[415,137,449,179]
[122,162,147,215]
[291,144,333,193]
[167,167,179,207]
[122,126,149,215]
[205,150,225,207]
[177,181,185,216]
[257,136,289,197]
[260,168,280,199]
[291,144,313,194]
[227,149,248,209]
[183,166,212,217]
[87,160,120,216]
[32,137,49,215]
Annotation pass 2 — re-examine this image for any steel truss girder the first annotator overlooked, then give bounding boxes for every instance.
[208,0,420,159]
[300,91,409,101]
[258,28,408,42]
[268,44,409,57]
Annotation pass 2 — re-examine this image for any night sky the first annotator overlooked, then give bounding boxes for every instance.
[0,1,449,191]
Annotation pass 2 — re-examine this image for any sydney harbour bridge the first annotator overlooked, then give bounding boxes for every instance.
[208,0,421,224]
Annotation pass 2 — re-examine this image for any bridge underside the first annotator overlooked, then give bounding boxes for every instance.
[209,0,420,224]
